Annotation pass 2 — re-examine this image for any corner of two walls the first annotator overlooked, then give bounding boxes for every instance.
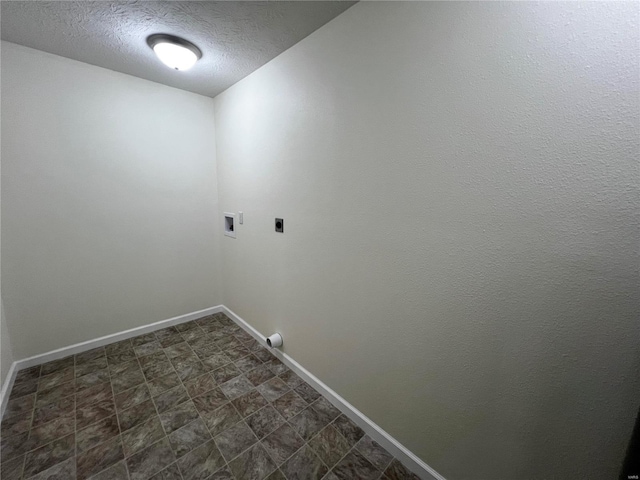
[1,41,222,361]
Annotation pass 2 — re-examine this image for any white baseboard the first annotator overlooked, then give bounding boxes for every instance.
[13,306,223,371]
[0,361,18,419]
[221,306,446,480]
[1,303,444,480]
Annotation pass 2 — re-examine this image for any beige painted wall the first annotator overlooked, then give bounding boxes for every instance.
[214,2,640,479]
[1,42,221,359]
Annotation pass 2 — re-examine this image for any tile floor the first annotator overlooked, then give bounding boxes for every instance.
[0,313,420,480]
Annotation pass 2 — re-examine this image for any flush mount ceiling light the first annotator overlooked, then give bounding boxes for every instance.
[147,34,202,71]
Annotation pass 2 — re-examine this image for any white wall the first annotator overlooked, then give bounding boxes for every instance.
[1,42,221,359]
[214,2,640,479]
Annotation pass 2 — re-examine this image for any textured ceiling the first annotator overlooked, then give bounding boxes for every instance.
[1,1,356,98]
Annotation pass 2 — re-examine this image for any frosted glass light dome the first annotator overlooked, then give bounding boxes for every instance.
[147,34,202,71]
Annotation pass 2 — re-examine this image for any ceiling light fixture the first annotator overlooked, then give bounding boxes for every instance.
[147,34,202,71]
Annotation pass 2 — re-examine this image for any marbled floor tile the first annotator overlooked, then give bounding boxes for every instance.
[264,358,288,376]
[107,349,137,366]
[201,465,234,480]
[201,353,231,371]
[126,437,176,480]
[1,453,25,480]
[176,440,225,480]
[150,461,183,480]
[332,450,380,480]
[159,400,200,434]
[256,377,289,402]
[246,405,285,440]
[141,357,174,381]
[175,321,200,333]
[214,421,258,462]
[174,361,209,383]
[1,431,33,463]
[280,445,328,480]
[76,369,110,393]
[28,413,75,450]
[383,459,421,480]
[23,433,75,478]
[76,435,124,480]
[260,423,305,466]
[265,469,286,480]
[204,330,227,343]
[185,334,211,349]
[35,381,75,408]
[288,407,330,441]
[332,414,365,446]
[14,366,41,384]
[192,388,228,416]
[105,340,133,357]
[154,327,179,341]
[4,394,35,419]
[76,415,120,454]
[110,361,145,394]
[138,351,170,371]
[228,443,277,480]
[9,378,38,399]
[40,357,73,377]
[131,332,157,347]
[121,416,165,457]
[184,373,216,398]
[76,382,113,408]
[75,357,108,378]
[235,354,263,373]
[311,397,341,425]
[355,435,394,471]
[225,346,250,362]
[168,418,211,458]
[191,343,220,360]
[28,455,75,480]
[253,348,274,363]
[308,424,351,468]
[154,386,189,413]
[211,364,241,385]
[39,367,74,391]
[114,383,150,411]
[32,396,75,427]
[87,460,129,480]
[278,371,304,389]
[245,365,275,388]
[147,372,181,397]
[76,398,116,430]
[118,399,157,432]
[134,341,162,358]
[293,383,321,404]
[214,337,240,351]
[158,334,184,349]
[233,330,253,343]
[0,410,32,437]
[75,347,105,365]
[272,391,307,420]
[200,403,241,437]
[200,323,224,336]
[164,342,192,359]
[231,390,268,418]
[219,375,253,400]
